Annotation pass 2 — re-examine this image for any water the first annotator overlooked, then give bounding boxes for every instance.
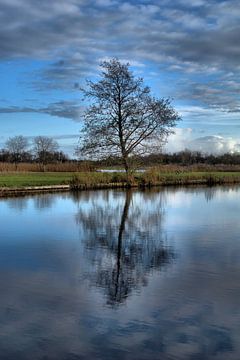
[0,186,240,359]
[96,169,145,173]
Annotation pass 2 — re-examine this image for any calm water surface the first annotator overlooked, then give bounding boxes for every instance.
[0,187,240,359]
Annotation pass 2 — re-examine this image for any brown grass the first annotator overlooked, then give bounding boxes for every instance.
[0,162,94,172]
[143,164,240,173]
[2,162,240,173]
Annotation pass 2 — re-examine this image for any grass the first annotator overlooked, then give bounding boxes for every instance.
[140,168,240,186]
[0,171,131,188]
[1,168,240,190]
[0,172,74,188]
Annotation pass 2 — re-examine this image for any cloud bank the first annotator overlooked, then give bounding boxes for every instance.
[0,0,240,111]
[0,101,84,121]
[166,129,240,154]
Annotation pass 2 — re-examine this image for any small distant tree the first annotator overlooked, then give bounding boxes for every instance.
[51,151,69,163]
[5,135,29,168]
[76,58,180,173]
[33,136,59,171]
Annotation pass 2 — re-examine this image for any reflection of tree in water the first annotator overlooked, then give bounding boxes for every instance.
[75,190,174,306]
[6,197,29,211]
[33,194,56,210]
[204,187,217,202]
[185,186,237,203]
[6,194,56,212]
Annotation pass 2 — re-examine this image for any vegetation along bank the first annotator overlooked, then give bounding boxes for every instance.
[2,169,240,197]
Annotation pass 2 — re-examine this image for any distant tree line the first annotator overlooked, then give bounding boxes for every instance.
[2,136,240,169]
[96,150,240,167]
[141,150,240,166]
[0,135,68,170]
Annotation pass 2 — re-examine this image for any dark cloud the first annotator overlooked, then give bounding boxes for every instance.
[177,74,240,113]
[34,54,98,90]
[0,101,84,121]
[51,134,80,140]
[1,1,240,68]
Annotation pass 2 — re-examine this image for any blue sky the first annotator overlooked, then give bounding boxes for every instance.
[0,0,240,156]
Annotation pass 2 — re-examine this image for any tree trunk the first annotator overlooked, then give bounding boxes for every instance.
[123,154,129,173]
[114,190,132,301]
[123,154,133,186]
[39,162,45,172]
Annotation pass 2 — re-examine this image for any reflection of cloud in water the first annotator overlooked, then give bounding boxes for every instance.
[0,270,96,360]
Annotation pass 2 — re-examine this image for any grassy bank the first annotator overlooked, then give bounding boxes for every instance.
[0,172,73,188]
[70,170,240,189]
[1,169,240,192]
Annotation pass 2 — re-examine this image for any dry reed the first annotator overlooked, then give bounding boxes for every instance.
[0,162,93,172]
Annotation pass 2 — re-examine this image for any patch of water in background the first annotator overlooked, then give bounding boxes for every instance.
[96,169,145,173]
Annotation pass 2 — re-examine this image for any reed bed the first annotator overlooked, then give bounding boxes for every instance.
[70,170,240,190]
[0,162,93,172]
[142,164,240,173]
[2,162,240,173]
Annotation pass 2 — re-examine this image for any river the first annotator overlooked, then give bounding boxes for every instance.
[0,186,240,359]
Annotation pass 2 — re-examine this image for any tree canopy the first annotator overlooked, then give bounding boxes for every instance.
[5,135,29,165]
[33,136,59,170]
[77,58,180,172]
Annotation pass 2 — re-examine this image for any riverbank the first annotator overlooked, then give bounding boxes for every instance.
[1,170,240,197]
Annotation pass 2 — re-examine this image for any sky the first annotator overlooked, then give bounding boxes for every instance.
[0,0,240,156]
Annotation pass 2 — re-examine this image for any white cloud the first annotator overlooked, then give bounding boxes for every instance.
[165,128,240,154]
[164,127,193,153]
[188,135,240,154]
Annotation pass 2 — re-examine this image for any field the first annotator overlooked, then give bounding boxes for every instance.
[0,172,74,188]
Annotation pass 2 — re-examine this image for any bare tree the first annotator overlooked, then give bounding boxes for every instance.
[76,58,180,172]
[5,135,29,168]
[33,136,59,171]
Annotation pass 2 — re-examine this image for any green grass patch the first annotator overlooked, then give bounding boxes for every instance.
[0,171,129,188]
[0,172,74,188]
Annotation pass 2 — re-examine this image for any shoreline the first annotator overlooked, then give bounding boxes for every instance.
[1,177,240,197]
[0,185,70,197]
